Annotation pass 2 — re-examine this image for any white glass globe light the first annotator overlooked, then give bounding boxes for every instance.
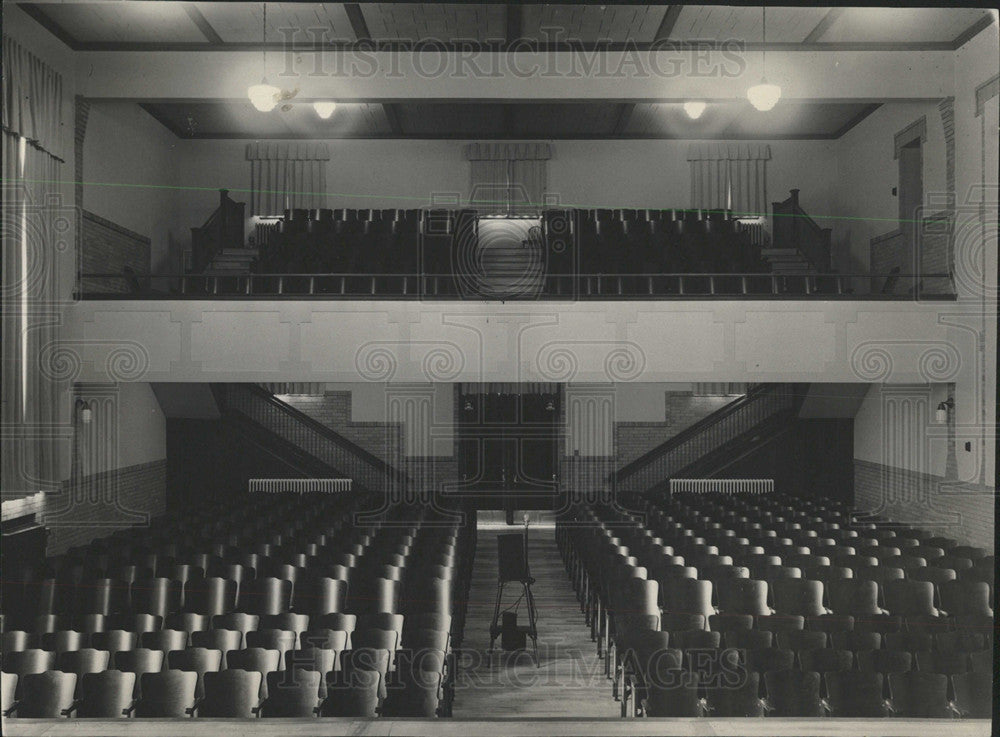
[248,80,280,112]
[683,101,707,120]
[747,81,781,111]
[313,101,337,119]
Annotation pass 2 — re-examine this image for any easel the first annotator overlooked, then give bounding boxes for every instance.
[488,527,539,665]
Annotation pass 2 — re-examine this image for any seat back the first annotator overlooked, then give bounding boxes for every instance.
[78,670,136,718]
[200,670,263,717]
[263,668,321,717]
[764,669,823,717]
[16,671,77,718]
[136,670,197,717]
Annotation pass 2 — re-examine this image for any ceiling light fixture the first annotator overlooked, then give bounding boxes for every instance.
[683,101,707,120]
[747,6,781,111]
[313,101,337,119]
[248,3,279,112]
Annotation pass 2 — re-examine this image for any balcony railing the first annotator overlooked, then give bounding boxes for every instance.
[77,271,956,300]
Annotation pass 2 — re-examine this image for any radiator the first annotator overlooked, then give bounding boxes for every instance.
[669,478,773,495]
[249,478,352,493]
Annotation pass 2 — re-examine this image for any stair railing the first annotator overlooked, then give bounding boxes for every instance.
[614,384,797,495]
[216,383,409,493]
[191,189,246,273]
[771,189,832,272]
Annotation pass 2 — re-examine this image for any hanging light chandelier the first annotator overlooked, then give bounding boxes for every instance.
[747,6,781,111]
[248,3,279,112]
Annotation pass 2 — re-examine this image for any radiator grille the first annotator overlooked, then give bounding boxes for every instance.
[249,478,352,493]
[669,478,773,494]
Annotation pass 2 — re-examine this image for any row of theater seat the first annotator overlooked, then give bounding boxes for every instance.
[555,492,994,719]
[1,493,475,719]
[254,207,764,281]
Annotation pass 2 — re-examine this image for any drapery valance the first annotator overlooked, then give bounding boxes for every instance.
[465,142,552,161]
[687,143,770,217]
[2,35,64,158]
[246,142,330,216]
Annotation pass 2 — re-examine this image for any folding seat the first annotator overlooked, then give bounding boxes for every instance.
[951,670,993,718]
[968,649,992,672]
[167,647,223,698]
[77,670,136,717]
[670,629,721,650]
[934,630,985,652]
[197,669,263,717]
[260,612,310,639]
[776,630,827,651]
[662,579,714,621]
[73,613,108,635]
[828,579,883,616]
[1,672,16,716]
[745,647,795,675]
[164,611,211,636]
[763,670,824,717]
[140,628,188,652]
[857,649,912,674]
[300,629,349,654]
[109,613,162,634]
[883,580,940,617]
[853,614,903,634]
[915,650,968,675]
[132,577,183,618]
[2,649,58,696]
[211,612,259,645]
[338,646,392,699]
[39,629,87,653]
[241,577,292,616]
[824,671,889,717]
[113,648,164,698]
[403,612,452,642]
[881,555,926,570]
[908,566,956,587]
[718,579,770,616]
[77,578,130,617]
[56,648,110,692]
[703,670,764,717]
[724,629,772,650]
[855,566,905,592]
[950,545,988,561]
[191,629,243,661]
[923,536,957,550]
[401,628,450,655]
[7,671,77,717]
[911,545,945,562]
[347,577,399,615]
[771,579,826,617]
[798,647,852,674]
[888,671,953,717]
[135,670,198,717]
[940,580,993,617]
[643,669,704,717]
[2,630,33,652]
[319,667,380,717]
[755,614,804,633]
[830,630,881,652]
[185,577,238,616]
[302,577,347,616]
[351,628,400,667]
[263,668,322,716]
[754,565,801,584]
[247,630,299,671]
[659,612,705,633]
[806,565,852,584]
[380,650,445,717]
[884,631,932,652]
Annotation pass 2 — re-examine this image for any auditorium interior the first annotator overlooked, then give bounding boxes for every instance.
[1,2,997,735]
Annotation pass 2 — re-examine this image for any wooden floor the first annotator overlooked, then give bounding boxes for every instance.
[453,525,618,718]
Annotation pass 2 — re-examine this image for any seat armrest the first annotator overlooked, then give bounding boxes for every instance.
[61,699,82,716]
[185,697,204,716]
[4,702,19,717]
[122,700,137,717]
[251,697,265,717]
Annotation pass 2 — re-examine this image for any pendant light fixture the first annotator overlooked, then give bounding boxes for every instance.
[683,101,707,120]
[313,101,337,119]
[248,3,279,112]
[747,6,781,111]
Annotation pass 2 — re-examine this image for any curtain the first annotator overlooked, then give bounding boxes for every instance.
[688,143,770,217]
[2,36,65,497]
[246,142,330,216]
[466,142,552,215]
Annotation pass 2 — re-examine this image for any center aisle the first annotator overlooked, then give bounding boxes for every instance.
[452,523,617,717]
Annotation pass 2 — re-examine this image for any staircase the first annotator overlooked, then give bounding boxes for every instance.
[213,383,409,493]
[766,189,833,278]
[614,383,802,498]
[203,248,258,276]
[189,189,248,273]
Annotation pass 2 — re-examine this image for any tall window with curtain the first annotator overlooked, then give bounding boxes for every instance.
[2,35,65,497]
[246,142,330,216]
[687,143,771,218]
[466,142,552,216]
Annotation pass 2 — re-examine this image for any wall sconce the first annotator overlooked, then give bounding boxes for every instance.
[76,398,92,424]
[935,397,954,424]
[463,399,474,412]
[545,398,556,412]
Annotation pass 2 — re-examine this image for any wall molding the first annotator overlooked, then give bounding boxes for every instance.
[974,73,999,117]
[893,116,927,160]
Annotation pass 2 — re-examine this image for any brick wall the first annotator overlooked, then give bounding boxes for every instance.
[80,210,151,294]
[43,459,166,556]
[281,392,404,465]
[854,458,993,550]
[614,393,735,467]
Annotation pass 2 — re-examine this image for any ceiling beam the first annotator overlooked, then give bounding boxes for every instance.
[16,3,78,49]
[952,14,996,49]
[803,8,845,44]
[344,3,372,44]
[612,103,636,136]
[831,102,882,138]
[654,6,683,41]
[181,3,223,46]
[382,103,403,135]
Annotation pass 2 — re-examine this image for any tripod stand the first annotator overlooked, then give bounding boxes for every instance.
[488,529,539,664]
